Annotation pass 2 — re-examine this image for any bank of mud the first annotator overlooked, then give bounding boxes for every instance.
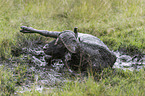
[0,38,144,93]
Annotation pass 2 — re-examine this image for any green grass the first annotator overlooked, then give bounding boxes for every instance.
[0,0,145,95]
[1,66,145,96]
[0,0,145,59]
[18,68,145,96]
[0,62,36,95]
[0,66,16,95]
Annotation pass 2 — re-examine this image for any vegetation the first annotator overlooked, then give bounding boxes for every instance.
[0,66,15,96]
[18,68,145,96]
[0,66,145,96]
[0,0,145,59]
[0,0,145,95]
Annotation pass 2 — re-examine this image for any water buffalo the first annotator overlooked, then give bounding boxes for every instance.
[20,26,116,73]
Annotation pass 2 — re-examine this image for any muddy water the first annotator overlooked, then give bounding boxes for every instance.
[19,49,144,92]
[1,45,145,93]
[14,48,67,93]
[113,51,145,71]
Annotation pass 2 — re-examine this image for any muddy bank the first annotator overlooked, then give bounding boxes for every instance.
[18,47,145,71]
[10,41,145,77]
[0,39,144,93]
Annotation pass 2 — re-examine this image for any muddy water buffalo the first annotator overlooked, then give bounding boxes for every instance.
[20,26,116,73]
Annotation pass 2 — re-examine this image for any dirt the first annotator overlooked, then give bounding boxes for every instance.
[1,40,145,93]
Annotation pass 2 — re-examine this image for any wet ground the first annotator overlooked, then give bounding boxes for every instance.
[113,51,145,71]
[0,43,145,93]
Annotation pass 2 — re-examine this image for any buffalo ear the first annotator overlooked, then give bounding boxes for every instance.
[55,31,79,53]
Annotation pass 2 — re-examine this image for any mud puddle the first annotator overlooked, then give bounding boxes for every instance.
[1,43,145,93]
[113,51,145,71]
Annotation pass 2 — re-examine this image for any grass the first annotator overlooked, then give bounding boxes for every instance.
[0,0,145,59]
[0,66,15,96]
[0,0,145,95]
[0,61,37,95]
[18,68,145,96]
[1,66,145,96]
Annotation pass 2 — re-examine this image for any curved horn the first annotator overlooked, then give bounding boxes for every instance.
[55,31,80,53]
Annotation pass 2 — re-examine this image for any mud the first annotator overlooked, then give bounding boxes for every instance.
[113,51,145,71]
[1,41,145,93]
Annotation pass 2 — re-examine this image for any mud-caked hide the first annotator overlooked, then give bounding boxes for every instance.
[20,26,116,72]
[43,30,116,72]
